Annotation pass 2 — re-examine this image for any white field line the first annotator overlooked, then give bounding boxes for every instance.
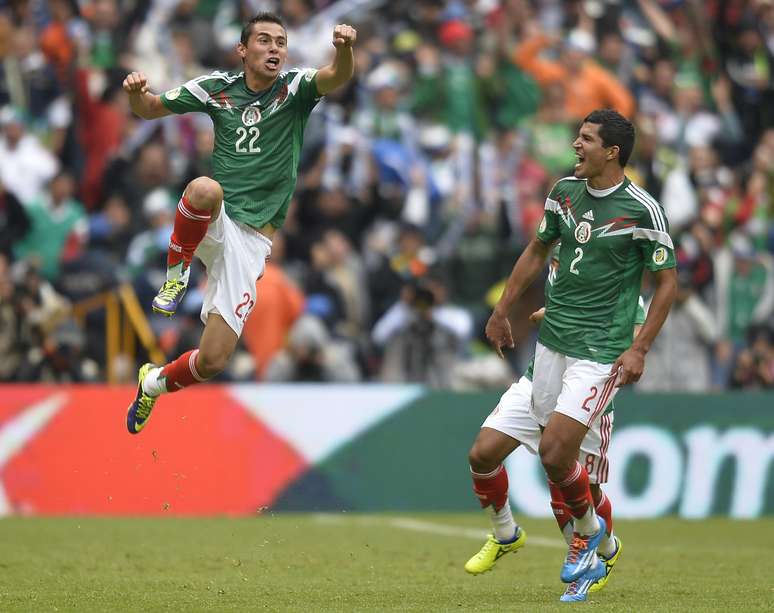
[312,514,565,549]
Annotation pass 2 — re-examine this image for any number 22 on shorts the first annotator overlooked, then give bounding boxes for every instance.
[235,292,255,320]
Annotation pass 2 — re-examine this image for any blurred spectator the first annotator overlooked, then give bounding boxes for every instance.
[13,172,87,282]
[0,106,59,204]
[731,325,774,388]
[513,28,635,120]
[713,232,774,385]
[638,268,719,392]
[376,278,469,388]
[264,314,361,382]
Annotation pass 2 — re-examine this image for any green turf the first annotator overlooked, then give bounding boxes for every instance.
[0,514,771,612]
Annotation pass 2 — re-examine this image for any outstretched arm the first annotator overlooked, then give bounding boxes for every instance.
[316,24,357,96]
[123,72,171,120]
[486,237,553,357]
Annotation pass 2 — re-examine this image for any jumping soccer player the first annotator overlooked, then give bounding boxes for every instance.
[123,13,356,433]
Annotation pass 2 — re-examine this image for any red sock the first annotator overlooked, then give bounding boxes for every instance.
[168,196,211,270]
[554,462,593,519]
[160,349,208,393]
[548,480,572,533]
[595,491,613,535]
[471,465,509,512]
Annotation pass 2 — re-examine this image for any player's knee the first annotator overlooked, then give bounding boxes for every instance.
[468,443,499,473]
[197,348,231,378]
[185,177,223,210]
[538,437,571,478]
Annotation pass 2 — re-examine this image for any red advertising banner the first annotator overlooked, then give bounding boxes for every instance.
[0,386,307,515]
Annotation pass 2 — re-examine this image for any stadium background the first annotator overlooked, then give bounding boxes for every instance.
[0,1,773,610]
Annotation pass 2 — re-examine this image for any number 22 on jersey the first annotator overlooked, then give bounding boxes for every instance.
[235,126,261,153]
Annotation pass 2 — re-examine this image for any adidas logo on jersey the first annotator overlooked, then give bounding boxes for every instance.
[582,210,595,221]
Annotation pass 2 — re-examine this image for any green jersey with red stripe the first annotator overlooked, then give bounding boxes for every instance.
[160,68,321,230]
[535,176,675,363]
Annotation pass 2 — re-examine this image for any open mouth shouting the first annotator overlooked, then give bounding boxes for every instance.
[574,150,585,173]
[265,57,281,71]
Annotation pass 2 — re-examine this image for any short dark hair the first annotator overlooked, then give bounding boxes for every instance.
[240,12,286,46]
[583,109,635,167]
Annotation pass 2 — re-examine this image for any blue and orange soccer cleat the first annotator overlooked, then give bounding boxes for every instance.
[151,278,188,317]
[560,558,607,602]
[560,517,606,583]
[126,363,159,434]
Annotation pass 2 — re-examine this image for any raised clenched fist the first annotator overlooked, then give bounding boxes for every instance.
[123,72,149,95]
[332,24,357,48]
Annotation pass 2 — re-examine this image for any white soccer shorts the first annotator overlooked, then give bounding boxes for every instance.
[482,375,614,484]
[194,205,272,338]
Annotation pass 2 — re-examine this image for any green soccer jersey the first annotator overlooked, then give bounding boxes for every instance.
[534,176,675,363]
[523,280,646,382]
[160,68,322,229]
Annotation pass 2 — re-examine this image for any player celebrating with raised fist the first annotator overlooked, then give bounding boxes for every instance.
[123,14,357,433]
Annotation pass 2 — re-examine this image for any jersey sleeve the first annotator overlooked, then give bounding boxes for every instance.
[635,295,647,325]
[536,182,563,244]
[631,193,676,272]
[160,78,210,114]
[290,68,322,115]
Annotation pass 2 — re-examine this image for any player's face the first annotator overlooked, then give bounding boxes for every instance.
[572,122,616,179]
[238,22,288,83]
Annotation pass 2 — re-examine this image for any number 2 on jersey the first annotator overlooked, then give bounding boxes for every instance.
[569,247,583,275]
[235,127,261,153]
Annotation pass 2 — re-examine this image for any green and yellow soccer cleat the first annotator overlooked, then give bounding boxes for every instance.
[126,363,159,434]
[464,528,527,574]
[588,536,622,593]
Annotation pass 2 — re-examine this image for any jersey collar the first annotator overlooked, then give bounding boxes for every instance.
[585,177,629,198]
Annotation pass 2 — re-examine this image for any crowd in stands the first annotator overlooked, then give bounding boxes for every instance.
[1,0,774,391]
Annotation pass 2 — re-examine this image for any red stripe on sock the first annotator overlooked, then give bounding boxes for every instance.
[471,465,509,512]
[167,196,211,270]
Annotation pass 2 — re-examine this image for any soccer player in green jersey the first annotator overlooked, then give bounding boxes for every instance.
[465,246,645,602]
[484,109,677,598]
[123,13,357,433]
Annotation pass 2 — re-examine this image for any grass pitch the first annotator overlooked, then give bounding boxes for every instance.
[0,514,771,612]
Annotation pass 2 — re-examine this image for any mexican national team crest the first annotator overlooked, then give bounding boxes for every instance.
[575,221,592,244]
[242,105,261,126]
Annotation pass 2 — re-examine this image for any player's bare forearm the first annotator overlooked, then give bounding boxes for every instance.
[494,237,552,318]
[316,24,356,95]
[123,72,170,119]
[630,267,677,356]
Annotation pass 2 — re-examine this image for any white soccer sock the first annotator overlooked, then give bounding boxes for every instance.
[488,503,518,543]
[166,262,190,284]
[597,530,617,557]
[141,367,167,397]
[560,521,574,546]
[574,506,600,536]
